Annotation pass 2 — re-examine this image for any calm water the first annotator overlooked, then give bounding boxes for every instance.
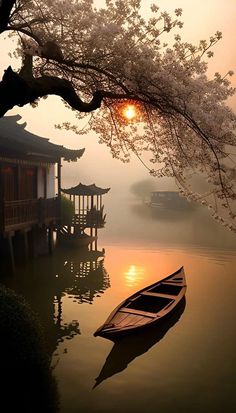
[1,197,236,413]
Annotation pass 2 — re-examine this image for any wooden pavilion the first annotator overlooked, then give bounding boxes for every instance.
[61,183,110,244]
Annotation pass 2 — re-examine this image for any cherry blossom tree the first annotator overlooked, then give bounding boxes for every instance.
[0,0,235,231]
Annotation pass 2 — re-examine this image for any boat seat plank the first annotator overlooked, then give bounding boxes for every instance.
[117,314,147,328]
[119,308,158,318]
[142,291,176,299]
[132,316,149,326]
[111,312,130,325]
[162,282,185,286]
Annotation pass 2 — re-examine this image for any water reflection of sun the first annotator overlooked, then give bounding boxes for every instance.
[124,265,145,287]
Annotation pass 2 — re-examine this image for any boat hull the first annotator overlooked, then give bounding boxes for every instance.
[95,297,186,340]
[94,267,186,340]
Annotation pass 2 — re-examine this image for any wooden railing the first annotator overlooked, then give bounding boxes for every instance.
[0,198,60,232]
[73,211,106,229]
[85,210,106,228]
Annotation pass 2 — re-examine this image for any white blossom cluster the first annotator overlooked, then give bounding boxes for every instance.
[8,0,236,231]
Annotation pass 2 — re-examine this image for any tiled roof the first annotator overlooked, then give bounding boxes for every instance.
[0,115,85,162]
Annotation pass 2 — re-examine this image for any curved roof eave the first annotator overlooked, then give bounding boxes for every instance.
[62,183,110,196]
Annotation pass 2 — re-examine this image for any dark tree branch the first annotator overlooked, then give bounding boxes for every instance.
[0,0,16,33]
[0,45,134,117]
[0,63,124,117]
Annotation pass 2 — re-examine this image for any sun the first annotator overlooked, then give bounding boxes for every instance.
[122,104,137,121]
[115,101,141,123]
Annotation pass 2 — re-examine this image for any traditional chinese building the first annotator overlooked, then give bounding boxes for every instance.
[0,115,84,270]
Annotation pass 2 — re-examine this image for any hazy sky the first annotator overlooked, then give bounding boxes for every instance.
[0,0,236,193]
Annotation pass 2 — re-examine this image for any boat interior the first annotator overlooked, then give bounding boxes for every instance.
[126,295,173,313]
[148,283,183,296]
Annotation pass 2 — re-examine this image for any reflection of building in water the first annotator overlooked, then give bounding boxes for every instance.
[59,183,110,249]
[52,292,81,350]
[150,191,194,210]
[56,247,110,304]
[0,244,110,355]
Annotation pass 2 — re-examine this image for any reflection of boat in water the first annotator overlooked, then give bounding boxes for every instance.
[94,267,186,339]
[94,297,186,388]
[58,231,97,248]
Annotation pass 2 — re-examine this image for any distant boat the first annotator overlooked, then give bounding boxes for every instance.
[148,191,196,211]
[94,267,186,339]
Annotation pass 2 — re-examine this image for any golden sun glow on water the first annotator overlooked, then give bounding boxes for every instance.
[123,105,137,120]
[124,264,145,287]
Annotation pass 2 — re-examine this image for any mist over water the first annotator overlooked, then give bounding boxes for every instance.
[61,153,236,253]
[0,118,236,413]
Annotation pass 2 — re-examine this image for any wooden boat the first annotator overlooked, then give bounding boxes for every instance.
[58,232,97,248]
[94,266,186,339]
[93,297,186,387]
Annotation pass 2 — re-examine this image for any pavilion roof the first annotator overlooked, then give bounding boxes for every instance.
[62,183,110,196]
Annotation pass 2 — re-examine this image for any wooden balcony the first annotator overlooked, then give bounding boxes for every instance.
[0,198,60,233]
[86,209,106,228]
[69,210,106,230]
[63,210,106,230]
